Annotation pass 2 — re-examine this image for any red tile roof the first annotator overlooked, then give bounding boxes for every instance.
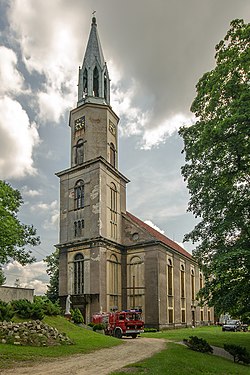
[125,211,192,259]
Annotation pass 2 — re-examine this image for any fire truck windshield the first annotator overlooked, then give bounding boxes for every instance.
[126,313,141,320]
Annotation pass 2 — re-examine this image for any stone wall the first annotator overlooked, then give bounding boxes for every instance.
[0,286,34,303]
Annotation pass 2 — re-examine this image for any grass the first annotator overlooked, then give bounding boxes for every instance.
[143,325,250,352]
[0,316,121,369]
[111,341,250,375]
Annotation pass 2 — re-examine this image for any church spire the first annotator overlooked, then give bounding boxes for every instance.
[77,15,110,107]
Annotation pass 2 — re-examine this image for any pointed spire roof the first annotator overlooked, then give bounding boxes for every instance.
[82,16,105,69]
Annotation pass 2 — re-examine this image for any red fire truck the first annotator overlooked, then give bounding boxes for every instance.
[92,309,144,339]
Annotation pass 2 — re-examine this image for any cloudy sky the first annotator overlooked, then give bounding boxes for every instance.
[0,0,249,294]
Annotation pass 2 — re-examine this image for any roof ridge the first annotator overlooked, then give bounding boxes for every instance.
[125,211,192,259]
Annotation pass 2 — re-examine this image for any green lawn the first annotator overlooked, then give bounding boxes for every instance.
[0,316,121,369]
[143,325,250,351]
[111,341,250,375]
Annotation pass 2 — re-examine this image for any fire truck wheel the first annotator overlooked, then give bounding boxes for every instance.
[114,329,122,339]
[131,333,137,339]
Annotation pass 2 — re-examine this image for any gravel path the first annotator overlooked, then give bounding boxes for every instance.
[0,337,165,375]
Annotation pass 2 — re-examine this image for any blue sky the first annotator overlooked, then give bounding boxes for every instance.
[0,0,249,294]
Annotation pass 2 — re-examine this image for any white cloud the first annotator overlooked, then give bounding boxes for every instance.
[30,200,59,230]
[144,220,165,234]
[0,97,40,179]
[141,114,193,150]
[21,185,42,197]
[0,46,25,95]
[4,260,48,295]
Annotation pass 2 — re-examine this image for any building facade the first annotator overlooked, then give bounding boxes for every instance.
[56,16,213,329]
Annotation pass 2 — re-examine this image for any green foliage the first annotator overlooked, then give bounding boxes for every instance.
[183,336,213,353]
[44,249,59,303]
[143,327,158,332]
[0,301,15,321]
[11,299,44,320]
[71,308,84,324]
[179,19,250,316]
[0,267,6,285]
[93,323,105,331]
[34,296,61,316]
[0,181,40,275]
[224,344,250,364]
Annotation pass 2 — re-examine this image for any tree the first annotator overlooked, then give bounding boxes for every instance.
[0,267,6,285]
[0,180,40,274]
[44,249,59,303]
[179,19,250,316]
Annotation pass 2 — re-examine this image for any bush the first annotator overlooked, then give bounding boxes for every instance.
[0,301,15,321]
[34,296,61,316]
[144,327,158,332]
[11,299,44,320]
[183,336,213,353]
[224,344,250,364]
[93,323,105,331]
[71,308,84,324]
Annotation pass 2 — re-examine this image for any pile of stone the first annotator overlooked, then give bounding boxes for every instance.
[0,320,74,346]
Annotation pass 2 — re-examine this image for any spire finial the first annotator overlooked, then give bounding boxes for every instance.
[92,11,96,25]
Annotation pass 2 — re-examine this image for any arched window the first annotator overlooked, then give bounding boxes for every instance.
[180,265,185,298]
[167,259,173,296]
[110,182,117,239]
[110,143,116,167]
[75,139,84,165]
[93,66,99,96]
[109,254,119,307]
[74,180,84,209]
[191,269,195,300]
[199,273,203,289]
[74,253,84,295]
[128,256,143,309]
[104,72,108,101]
[83,68,88,95]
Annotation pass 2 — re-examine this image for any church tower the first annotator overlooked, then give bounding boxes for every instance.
[56,16,129,321]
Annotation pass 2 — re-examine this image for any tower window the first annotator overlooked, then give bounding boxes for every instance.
[191,269,195,300]
[110,143,116,167]
[73,253,84,295]
[74,180,84,209]
[83,68,88,95]
[93,66,99,96]
[110,182,117,239]
[74,219,84,237]
[75,139,84,165]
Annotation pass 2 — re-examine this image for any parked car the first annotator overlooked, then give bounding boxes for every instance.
[222,320,243,332]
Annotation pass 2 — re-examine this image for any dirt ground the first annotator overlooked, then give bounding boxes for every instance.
[0,337,165,375]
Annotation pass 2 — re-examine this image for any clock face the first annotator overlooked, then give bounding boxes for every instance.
[75,116,85,131]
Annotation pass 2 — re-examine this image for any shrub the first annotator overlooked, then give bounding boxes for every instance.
[93,323,105,331]
[183,336,213,353]
[34,296,61,316]
[0,300,15,321]
[224,344,250,364]
[71,308,84,324]
[144,327,158,333]
[11,299,44,320]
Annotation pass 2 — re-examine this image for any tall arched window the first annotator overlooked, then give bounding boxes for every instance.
[110,143,116,167]
[74,180,84,209]
[75,139,84,165]
[128,256,144,309]
[93,66,99,96]
[191,269,195,300]
[180,265,185,298]
[167,259,173,295]
[83,68,88,95]
[109,254,119,307]
[74,253,84,295]
[199,273,203,289]
[110,182,117,239]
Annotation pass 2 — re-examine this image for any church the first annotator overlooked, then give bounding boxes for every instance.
[56,16,213,329]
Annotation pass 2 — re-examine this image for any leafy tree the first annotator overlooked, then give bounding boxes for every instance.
[0,181,40,274]
[0,267,6,285]
[179,19,250,316]
[44,249,59,303]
